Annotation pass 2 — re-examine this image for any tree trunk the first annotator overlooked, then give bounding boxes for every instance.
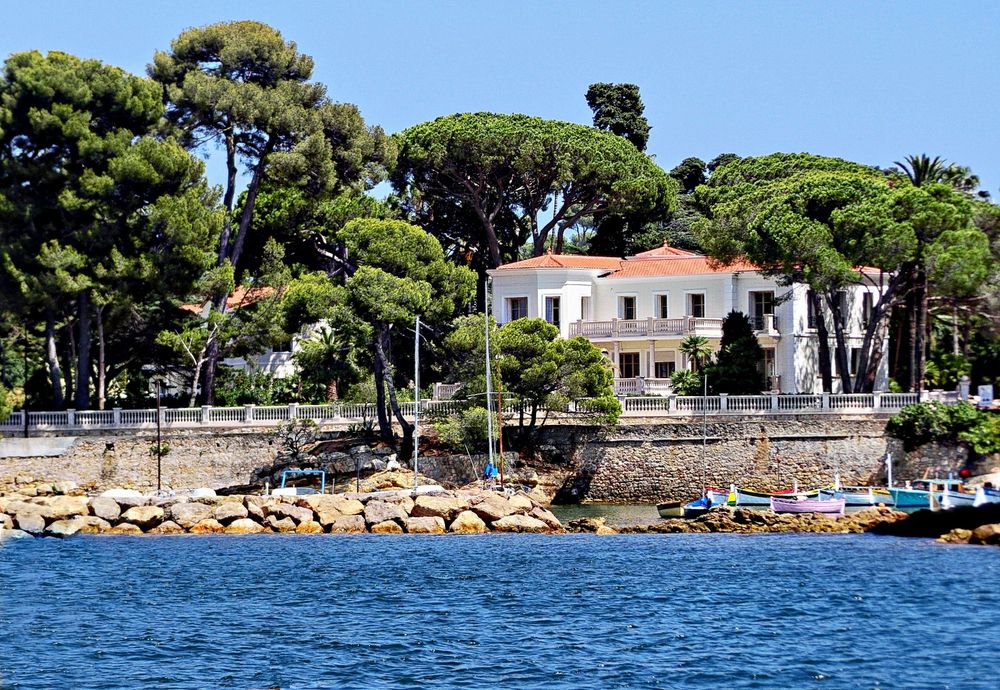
[325,380,338,402]
[811,291,833,393]
[96,304,106,411]
[44,311,64,409]
[75,291,91,410]
[825,292,852,393]
[913,268,927,393]
[229,137,274,270]
[372,325,394,445]
[63,323,75,405]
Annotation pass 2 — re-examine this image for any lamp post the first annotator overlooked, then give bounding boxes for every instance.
[155,377,162,492]
[22,323,29,439]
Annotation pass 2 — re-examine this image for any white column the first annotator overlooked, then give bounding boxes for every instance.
[647,340,655,378]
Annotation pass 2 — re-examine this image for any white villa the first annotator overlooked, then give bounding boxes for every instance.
[487,242,889,395]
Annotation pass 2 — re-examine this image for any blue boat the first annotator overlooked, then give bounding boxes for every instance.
[683,490,730,517]
[889,479,966,509]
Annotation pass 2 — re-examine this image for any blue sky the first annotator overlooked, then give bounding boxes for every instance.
[3,1,999,194]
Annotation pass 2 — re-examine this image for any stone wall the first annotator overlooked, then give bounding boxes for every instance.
[540,415,893,503]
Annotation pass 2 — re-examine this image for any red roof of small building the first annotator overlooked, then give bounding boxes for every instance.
[493,254,626,270]
[180,285,277,314]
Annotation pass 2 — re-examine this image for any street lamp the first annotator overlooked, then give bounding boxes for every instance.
[154,376,163,492]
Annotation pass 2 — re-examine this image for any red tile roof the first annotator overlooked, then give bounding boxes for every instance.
[494,254,625,270]
[605,256,759,278]
[181,285,277,314]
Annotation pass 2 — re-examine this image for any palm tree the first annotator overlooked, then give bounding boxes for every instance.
[680,335,713,371]
[894,154,947,187]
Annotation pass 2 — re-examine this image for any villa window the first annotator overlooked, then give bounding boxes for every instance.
[544,296,561,327]
[850,347,862,376]
[807,290,820,329]
[838,291,849,329]
[749,291,774,330]
[862,292,873,330]
[619,295,637,321]
[655,361,676,378]
[619,352,640,378]
[655,293,669,318]
[581,296,590,320]
[687,293,705,318]
[507,297,528,321]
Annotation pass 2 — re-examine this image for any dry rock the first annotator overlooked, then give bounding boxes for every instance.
[226,518,266,534]
[596,525,619,535]
[296,520,324,534]
[169,503,213,529]
[51,480,78,495]
[938,528,973,544]
[492,514,550,533]
[13,511,46,535]
[265,503,314,524]
[213,502,249,524]
[150,521,185,535]
[411,495,463,520]
[970,523,1000,545]
[39,496,90,520]
[89,497,122,522]
[405,516,446,534]
[120,506,164,530]
[364,500,407,527]
[111,522,143,534]
[265,515,297,532]
[46,517,87,538]
[507,494,534,513]
[0,513,11,530]
[371,519,404,534]
[244,498,265,521]
[189,519,224,534]
[449,510,488,534]
[528,506,562,530]
[470,493,516,522]
[114,495,150,510]
[78,516,111,534]
[326,515,366,533]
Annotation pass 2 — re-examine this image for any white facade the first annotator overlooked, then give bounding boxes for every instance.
[487,244,889,395]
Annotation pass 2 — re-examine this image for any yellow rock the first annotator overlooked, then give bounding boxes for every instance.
[295,520,324,534]
[370,519,403,534]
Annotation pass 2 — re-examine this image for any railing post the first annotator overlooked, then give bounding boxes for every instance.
[201,405,211,424]
[771,391,779,411]
[718,393,728,412]
[576,319,583,336]
[646,316,654,336]
[611,317,619,336]
[158,405,167,426]
[67,409,76,427]
[822,392,830,410]
[288,402,298,420]
[245,404,255,422]
[113,407,122,427]
[667,394,676,413]
[765,314,775,332]
[873,390,882,411]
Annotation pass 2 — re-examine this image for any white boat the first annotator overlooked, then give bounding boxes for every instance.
[974,487,1000,507]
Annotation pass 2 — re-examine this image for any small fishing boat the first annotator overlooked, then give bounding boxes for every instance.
[818,486,895,507]
[889,479,965,509]
[656,501,685,518]
[731,487,817,507]
[973,486,1000,507]
[682,490,730,518]
[771,496,845,514]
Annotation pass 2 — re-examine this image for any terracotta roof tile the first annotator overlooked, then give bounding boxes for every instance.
[495,255,625,270]
[180,285,277,313]
[604,257,759,278]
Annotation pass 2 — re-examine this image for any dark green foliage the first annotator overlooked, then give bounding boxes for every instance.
[670,157,708,194]
[887,401,1000,455]
[213,367,300,406]
[707,311,764,394]
[585,82,651,151]
[669,369,702,396]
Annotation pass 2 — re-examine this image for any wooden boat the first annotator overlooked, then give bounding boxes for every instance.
[656,501,684,518]
[682,490,730,518]
[770,496,845,514]
[818,487,895,507]
[974,487,1000,507]
[889,479,966,509]
[732,487,817,507]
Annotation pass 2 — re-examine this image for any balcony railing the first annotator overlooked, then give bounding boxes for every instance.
[570,316,725,338]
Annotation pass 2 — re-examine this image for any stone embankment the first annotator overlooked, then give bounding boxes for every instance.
[0,487,563,538]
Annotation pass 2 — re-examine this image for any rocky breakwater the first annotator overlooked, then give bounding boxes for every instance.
[0,488,563,539]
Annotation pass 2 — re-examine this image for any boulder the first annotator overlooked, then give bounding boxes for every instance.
[265,503,315,524]
[938,528,973,544]
[326,515,366,533]
[39,496,90,520]
[405,516,446,534]
[169,503,213,529]
[150,521,185,535]
[492,514,550,533]
[507,493,534,513]
[89,497,122,522]
[79,516,111,534]
[596,525,619,535]
[51,480,78,495]
[191,488,217,498]
[110,522,143,534]
[378,493,415,514]
[213,502,249,524]
[470,493,515,522]
[0,513,11,530]
[226,518,266,534]
[970,523,1000,545]
[528,506,562,530]
[265,515,298,533]
[120,506,164,530]
[244,498,265,521]
[13,511,46,535]
[189,519,224,534]
[411,495,464,520]
[449,510,488,534]
[46,517,87,538]
[364,500,407,527]
[299,494,364,516]
[114,495,150,510]
[295,521,324,534]
[371,519,403,534]
[100,488,142,499]
[0,529,30,540]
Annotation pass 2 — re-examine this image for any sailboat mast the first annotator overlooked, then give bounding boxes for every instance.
[484,279,496,471]
[702,369,708,498]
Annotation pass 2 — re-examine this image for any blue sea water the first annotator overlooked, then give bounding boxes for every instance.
[1,533,998,690]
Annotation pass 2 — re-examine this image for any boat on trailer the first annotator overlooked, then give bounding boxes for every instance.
[770,496,846,514]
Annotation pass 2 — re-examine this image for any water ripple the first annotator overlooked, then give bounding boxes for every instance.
[1,533,998,689]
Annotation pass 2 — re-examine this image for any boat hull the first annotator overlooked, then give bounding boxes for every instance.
[657,501,684,518]
[770,497,845,514]
[733,489,817,507]
[818,487,895,507]
[974,487,1000,507]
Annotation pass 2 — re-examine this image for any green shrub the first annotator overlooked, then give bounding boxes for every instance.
[887,401,1000,454]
